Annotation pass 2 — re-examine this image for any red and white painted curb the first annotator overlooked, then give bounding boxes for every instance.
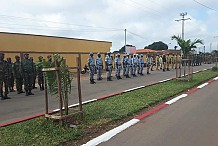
[0,68,212,127]
[82,76,218,146]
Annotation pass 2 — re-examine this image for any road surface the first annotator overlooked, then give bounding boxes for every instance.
[0,64,214,124]
[99,75,218,146]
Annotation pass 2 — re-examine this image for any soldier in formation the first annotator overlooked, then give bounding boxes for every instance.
[37,56,44,90]
[88,52,96,84]
[96,52,103,81]
[0,53,10,100]
[7,57,15,92]
[13,55,24,94]
[21,53,34,96]
[105,52,113,81]
[115,53,122,79]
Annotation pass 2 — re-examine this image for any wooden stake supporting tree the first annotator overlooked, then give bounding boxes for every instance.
[176,58,193,81]
[42,54,83,124]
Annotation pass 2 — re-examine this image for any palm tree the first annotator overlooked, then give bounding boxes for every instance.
[171,35,204,58]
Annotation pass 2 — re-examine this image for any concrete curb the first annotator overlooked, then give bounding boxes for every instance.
[82,75,218,146]
[0,68,212,127]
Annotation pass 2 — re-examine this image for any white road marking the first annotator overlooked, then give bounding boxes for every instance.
[165,94,188,105]
[197,83,208,89]
[124,86,145,92]
[82,119,140,146]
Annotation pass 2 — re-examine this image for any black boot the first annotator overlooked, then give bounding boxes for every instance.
[92,79,96,84]
[90,79,93,84]
[119,76,122,79]
[28,90,34,95]
[4,94,11,99]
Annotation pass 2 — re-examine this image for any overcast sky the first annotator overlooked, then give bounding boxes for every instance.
[1,0,218,52]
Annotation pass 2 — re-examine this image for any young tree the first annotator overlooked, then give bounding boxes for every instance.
[171,35,204,58]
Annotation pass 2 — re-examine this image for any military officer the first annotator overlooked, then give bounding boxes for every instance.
[7,57,15,92]
[146,55,151,74]
[0,53,10,100]
[130,54,134,76]
[30,57,37,89]
[139,54,144,75]
[21,53,34,96]
[115,53,122,79]
[105,52,113,81]
[88,52,96,84]
[37,56,44,90]
[125,54,131,78]
[132,54,138,77]
[96,52,103,81]
[166,54,171,71]
[13,55,24,94]
[122,54,127,76]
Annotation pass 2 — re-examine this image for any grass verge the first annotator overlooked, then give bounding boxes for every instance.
[1,70,218,146]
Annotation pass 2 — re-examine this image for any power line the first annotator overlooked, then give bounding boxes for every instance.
[193,0,217,11]
[127,30,145,40]
[0,14,123,30]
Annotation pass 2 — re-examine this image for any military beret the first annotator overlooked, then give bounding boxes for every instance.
[15,55,20,59]
[24,53,29,55]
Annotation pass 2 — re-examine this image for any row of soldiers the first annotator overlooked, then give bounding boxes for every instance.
[87,52,184,84]
[0,53,50,100]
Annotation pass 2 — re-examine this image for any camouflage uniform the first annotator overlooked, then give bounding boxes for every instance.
[7,58,15,92]
[13,56,24,94]
[37,56,44,90]
[30,57,37,89]
[0,53,10,100]
[21,53,34,96]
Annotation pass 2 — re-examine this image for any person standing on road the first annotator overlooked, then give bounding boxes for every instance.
[139,54,144,75]
[125,54,131,78]
[21,53,34,96]
[130,54,134,76]
[132,54,138,77]
[37,56,44,91]
[30,57,37,89]
[7,57,15,92]
[115,53,122,80]
[13,55,24,94]
[162,54,167,72]
[146,55,151,74]
[0,53,10,100]
[88,52,96,84]
[156,54,160,70]
[96,52,103,81]
[105,52,113,81]
[122,54,127,77]
[166,54,171,71]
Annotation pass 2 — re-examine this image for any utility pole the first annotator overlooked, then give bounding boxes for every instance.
[175,12,191,57]
[124,29,127,52]
[215,36,218,66]
[175,12,191,40]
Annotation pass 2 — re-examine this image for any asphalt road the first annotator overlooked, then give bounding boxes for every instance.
[0,64,214,124]
[99,75,218,146]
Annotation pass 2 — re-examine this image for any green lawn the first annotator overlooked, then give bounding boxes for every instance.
[1,70,218,146]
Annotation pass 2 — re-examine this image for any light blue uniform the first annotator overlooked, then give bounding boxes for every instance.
[122,56,127,76]
[130,56,133,75]
[105,55,113,79]
[88,56,95,80]
[96,56,103,80]
[132,55,138,76]
[125,56,131,76]
[139,56,144,74]
[115,56,122,77]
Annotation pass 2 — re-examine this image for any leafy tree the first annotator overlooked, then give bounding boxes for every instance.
[144,41,168,50]
[211,50,218,56]
[171,35,204,58]
[37,54,73,115]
